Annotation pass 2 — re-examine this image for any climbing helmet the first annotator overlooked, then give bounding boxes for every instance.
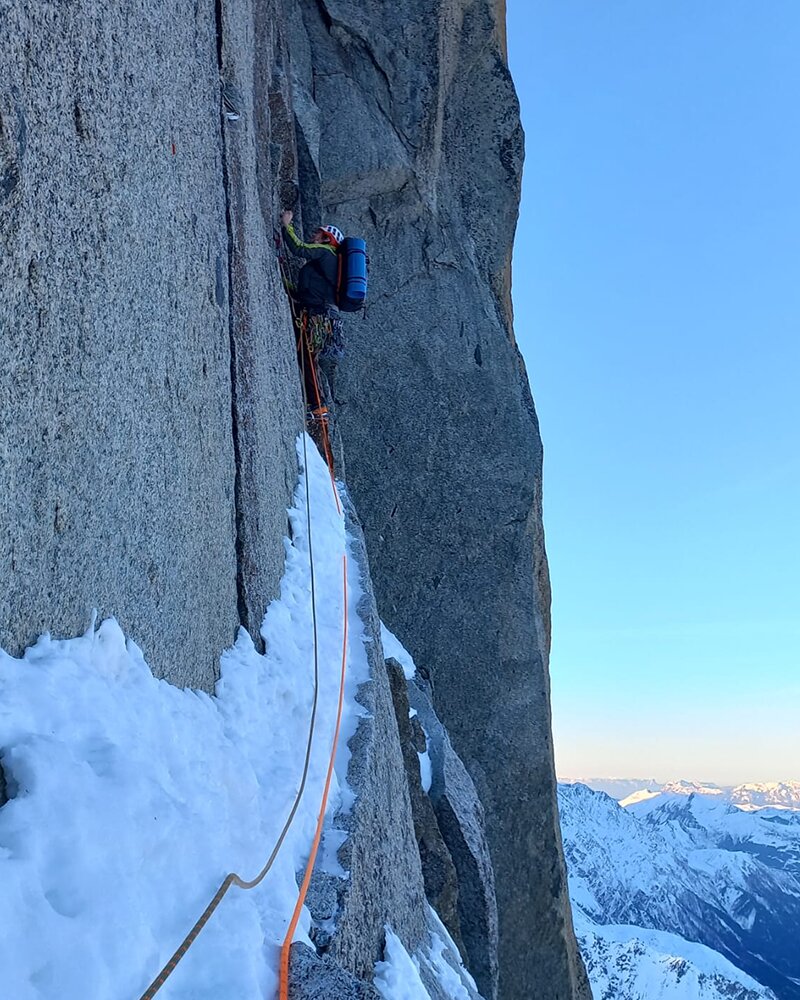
[321,225,344,245]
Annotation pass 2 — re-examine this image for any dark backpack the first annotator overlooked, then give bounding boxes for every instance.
[336,237,369,312]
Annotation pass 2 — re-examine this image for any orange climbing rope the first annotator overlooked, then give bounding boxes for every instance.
[299,310,341,515]
[279,551,349,999]
[276,234,341,514]
[277,246,353,997]
[137,267,349,999]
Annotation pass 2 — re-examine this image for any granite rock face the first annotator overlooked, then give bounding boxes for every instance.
[0,0,299,686]
[4,0,589,995]
[408,670,501,1000]
[385,658,464,958]
[287,1,590,996]
[288,943,382,1000]
[386,650,502,1000]
[216,0,304,644]
[304,493,429,977]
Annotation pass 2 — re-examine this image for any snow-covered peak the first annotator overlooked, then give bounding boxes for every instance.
[619,787,662,807]
[558,782,800,1000]
[570,777,800,813]
[575,912,778,1000]
[663,779,725,796]
[624,789,739,825]
[558,783,685,923]
[729,781,800,811]
[626,789,800,865]
[559,776,659,800]
[617,780,725,809]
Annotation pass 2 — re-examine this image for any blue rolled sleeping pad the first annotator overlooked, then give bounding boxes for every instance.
[339,237,368,311]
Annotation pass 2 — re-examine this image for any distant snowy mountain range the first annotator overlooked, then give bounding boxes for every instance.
[563,777,800,812]
[559,783,800,1000]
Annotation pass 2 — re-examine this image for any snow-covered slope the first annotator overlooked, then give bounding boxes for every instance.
[0,440,476,1000]
[729,782,800,812]
[0,439,363,999]
[575,912,777,1000]
[626,791,800,875]
[559,783,800,1000]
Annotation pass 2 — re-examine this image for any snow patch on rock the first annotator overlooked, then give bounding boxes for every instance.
[0,437,370,999]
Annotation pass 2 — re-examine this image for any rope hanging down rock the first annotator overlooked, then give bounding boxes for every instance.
[137,273,348,1000]
[279,553,349,1000]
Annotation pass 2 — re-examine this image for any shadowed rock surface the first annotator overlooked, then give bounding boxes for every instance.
[289,943,381,999]
[386,657,465,959]
[3,0,589,995]
[287,1,590,996]
[304,493,428,977]
[408,670,501,1000]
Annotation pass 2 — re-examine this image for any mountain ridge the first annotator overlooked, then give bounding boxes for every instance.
[565,777,800,811]
[559,782,800,1000]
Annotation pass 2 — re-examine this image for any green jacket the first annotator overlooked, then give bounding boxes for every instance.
[282,223,339,310]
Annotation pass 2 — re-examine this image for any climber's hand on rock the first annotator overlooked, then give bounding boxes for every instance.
[280,210,293,226]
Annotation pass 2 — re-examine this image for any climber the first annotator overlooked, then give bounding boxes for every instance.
[280,209,342,312]
[279,209,345,431]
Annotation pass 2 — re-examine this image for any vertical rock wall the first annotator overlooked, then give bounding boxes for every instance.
[3,0,589,994]
[304,495,428,978]
[217,0,305,643]
[287,1,590,996]
[0,0,300,686]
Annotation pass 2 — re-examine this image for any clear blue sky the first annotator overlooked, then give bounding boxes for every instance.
[507,1,800,784]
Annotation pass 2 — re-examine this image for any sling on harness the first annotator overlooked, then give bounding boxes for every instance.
[307,311,345,359]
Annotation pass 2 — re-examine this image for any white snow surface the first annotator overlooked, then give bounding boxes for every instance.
[374,928,432,1000]
[575,911,778,1000]
[380,622,417,680]
[374,909,476,1000]
[0,437,372,999]
[418,745,433,795]
[559,783,800,1000]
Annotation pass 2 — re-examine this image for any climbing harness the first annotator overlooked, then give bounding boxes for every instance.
[276,234,340,496]
[307,310,345,359]
[298,310,339,497]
